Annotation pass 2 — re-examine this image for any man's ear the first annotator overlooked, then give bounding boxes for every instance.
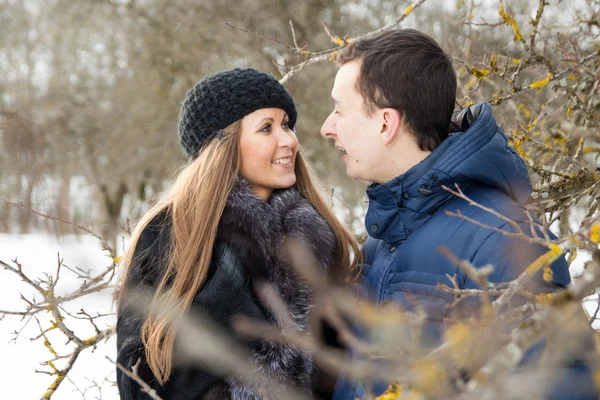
[380,108,402,145]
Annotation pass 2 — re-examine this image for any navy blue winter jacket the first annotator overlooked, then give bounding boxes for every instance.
[333,102,595,400]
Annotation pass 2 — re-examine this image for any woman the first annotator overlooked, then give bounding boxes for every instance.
[116,68,361,399]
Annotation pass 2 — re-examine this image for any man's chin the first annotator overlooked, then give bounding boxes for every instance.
[346,166,364,181]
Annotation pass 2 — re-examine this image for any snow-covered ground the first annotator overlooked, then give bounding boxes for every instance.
[0,233,120,400]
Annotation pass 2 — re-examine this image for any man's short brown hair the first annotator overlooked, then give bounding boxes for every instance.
[336,29,457,151]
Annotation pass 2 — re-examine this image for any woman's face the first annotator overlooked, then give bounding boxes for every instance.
[239,108,299,201]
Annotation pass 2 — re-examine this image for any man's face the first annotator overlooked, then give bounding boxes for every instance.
[320,60,385,182]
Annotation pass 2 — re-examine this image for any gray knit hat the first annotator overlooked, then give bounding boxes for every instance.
[178,68,297,159]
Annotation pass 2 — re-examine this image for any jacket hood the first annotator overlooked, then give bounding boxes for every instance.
[365,102,532,243]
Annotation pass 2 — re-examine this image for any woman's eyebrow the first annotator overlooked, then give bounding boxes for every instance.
[255,117,274,129]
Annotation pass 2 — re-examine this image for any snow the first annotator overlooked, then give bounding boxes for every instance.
[0,233,119,400]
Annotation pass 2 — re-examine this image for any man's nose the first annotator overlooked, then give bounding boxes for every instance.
[320,112,337,139]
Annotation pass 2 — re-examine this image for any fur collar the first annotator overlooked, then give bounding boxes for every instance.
[217,178,336,283]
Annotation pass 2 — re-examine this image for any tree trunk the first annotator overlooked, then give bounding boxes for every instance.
[54,168,72,237]
[99,181,128,250]
[19,177,35,233]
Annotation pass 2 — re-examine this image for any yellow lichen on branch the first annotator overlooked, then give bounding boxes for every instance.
[591,223,600,243]
[509,131,530,160]
[567,249,578,265]
[41,373,66,400]
[375,382,402,400]
[471,68,491,80]
[582,147,600,153]
[535,293,554,306]
[499,1,525,43]
[525,244,563,276]
[84,336,97,346]
[529,75,552,91]
[44,337,58,357]
[489,55,498,71]
[47,361,60,375]
[543,265,554,282]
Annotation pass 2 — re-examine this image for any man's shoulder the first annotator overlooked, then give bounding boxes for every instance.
[401,184,538,261]
[437,183,529,228]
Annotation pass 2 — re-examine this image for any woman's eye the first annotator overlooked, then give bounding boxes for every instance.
[260,124,272,133]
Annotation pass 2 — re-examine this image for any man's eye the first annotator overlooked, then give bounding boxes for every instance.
[282,121,291,129]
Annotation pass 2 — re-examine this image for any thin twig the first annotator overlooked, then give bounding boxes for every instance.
[208,16,298,53]
[0,198,114,253]
[488,51,600,106]
[111,358,164,400]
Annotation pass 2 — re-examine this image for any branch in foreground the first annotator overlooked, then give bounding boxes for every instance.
[112,358,164,400]
[1,255,117,399]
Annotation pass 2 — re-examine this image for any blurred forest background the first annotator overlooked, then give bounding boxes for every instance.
[2,0,599,245]
[3,0,600,398]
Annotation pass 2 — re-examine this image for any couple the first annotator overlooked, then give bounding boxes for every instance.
[116,29,585,399]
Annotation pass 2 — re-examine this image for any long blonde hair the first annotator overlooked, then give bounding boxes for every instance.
[118,120,362,384]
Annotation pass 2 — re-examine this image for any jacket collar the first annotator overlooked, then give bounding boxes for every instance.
[364,102,532,244]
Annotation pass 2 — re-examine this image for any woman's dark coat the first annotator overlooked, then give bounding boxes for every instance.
[116,180,338,399]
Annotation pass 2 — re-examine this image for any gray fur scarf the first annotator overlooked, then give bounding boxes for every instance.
[216,179,337,399]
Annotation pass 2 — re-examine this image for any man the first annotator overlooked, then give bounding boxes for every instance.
[320,28,594,399]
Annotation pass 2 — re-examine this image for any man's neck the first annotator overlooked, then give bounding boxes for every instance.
[375,148,431,184]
